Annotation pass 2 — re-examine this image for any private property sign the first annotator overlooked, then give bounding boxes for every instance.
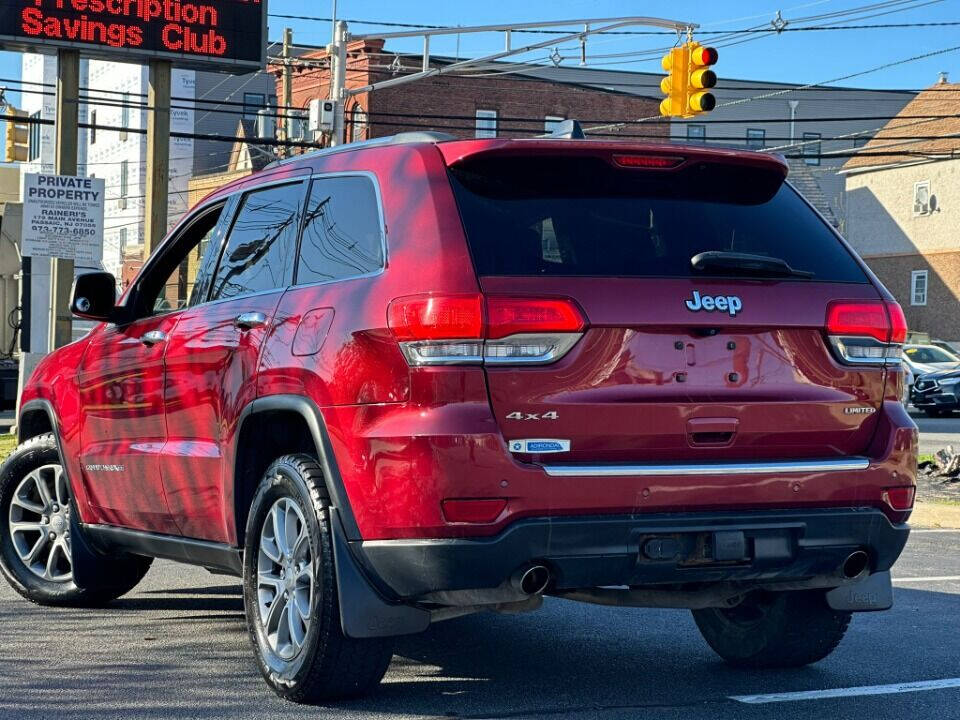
[0,0,266,71]
[21,173,105,263]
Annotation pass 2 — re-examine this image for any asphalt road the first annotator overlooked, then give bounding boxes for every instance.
[912,409,960,455]
[0,531,958,720]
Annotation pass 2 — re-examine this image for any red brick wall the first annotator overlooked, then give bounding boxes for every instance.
[283,41,666,144]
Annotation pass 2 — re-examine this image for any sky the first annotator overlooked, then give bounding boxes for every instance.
[1,0,957,112]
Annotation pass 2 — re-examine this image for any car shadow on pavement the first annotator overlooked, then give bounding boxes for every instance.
[2,586,956,719]
[322,589,960,719]
[108,585,244,613]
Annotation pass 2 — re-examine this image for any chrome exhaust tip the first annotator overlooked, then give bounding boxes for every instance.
[841,550,870,579]
[511,564,551,595]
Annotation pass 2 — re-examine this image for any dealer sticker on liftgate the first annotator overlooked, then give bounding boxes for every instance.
[509,439,571,454]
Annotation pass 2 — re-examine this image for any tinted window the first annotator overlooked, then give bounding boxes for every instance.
[209,183,302,301]
[450,156,868,283]
[296,176,384,285]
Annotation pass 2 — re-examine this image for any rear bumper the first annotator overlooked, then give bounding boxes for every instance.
[356,507,909,600]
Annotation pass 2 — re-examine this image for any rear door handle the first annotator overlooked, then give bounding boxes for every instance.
[140,330,167,346]
[234,311,267,330]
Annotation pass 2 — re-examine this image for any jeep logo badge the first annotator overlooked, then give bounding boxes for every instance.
[685,291,743,317]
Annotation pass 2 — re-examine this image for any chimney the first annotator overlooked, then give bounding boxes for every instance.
[938,71,949,84]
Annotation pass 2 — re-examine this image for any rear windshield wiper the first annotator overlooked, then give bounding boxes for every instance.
[691,251,814,279]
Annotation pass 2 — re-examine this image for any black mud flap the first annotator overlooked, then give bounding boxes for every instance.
[826,571,894,612]
[69,502,147,591]
[329,507,431,639]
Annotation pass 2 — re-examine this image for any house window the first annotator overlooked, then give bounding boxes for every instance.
[243,92,266,119]
[802,132,821,165]
[911,270,928,306]
[746,128,765,149]
[90,109,97,144]
[120,92,129,141]
[544,115,564,133]
[687,124,706,143]
[475,109,497,138]
[28,111,41,161]
[914,181,931,215]
[119,160,129,210]
[119,227,128,249]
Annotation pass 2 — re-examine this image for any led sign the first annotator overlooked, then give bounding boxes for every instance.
[0,0,266,71]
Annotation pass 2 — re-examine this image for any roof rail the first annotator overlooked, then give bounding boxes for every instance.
[263,131,457,170]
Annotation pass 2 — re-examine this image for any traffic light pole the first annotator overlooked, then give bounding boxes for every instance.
[51,48,79,350]
[279,28,293,155]
[144,60,171,257]
[329,21,348,146]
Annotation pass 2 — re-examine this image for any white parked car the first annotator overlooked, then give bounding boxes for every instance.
[903,344,960,375]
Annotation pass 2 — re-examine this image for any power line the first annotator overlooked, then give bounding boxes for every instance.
[9,104,960,135]
[586,41,960,133]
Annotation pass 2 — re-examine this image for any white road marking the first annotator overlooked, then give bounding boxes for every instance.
[911,528,960,534]
[730,678,960,704]
[892,575,960,583]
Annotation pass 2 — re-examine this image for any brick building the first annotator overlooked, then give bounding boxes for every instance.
[842,79,960,344]
[283,39,668,143]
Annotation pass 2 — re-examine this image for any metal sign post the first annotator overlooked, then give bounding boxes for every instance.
[51,48,79,350]
[144,60,171,257]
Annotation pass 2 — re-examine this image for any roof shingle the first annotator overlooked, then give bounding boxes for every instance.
[843,82,960,171]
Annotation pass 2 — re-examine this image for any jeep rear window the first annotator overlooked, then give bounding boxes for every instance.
[449,155,868,283]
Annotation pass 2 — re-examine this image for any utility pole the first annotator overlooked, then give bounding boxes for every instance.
[50,49,79,350]
[329,20,348,146]
[280,27,293,156]
[144,60,171,257]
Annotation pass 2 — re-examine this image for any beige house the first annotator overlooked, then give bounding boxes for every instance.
[842,79,960,343]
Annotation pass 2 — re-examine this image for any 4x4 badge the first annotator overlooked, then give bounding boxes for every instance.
[685,291,743,317]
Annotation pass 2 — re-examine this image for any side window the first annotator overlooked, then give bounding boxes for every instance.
[137,203,226,317]
[208,182,302,302]
[296,176,385,285]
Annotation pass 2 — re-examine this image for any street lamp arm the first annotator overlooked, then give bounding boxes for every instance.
[345,17,696,97]
[348,16,696,41]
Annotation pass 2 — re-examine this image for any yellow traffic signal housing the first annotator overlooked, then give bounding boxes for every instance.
[659,46,689,118]
[659,42,718,118]
[4,108,29,163]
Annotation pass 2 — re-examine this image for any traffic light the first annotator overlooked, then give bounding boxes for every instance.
[688,43,718,114]
[4,108,28,163]
[659,42,718,118]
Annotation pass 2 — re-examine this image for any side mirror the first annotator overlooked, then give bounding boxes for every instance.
[71,271,117,321]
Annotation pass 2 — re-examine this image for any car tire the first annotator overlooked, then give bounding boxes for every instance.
[242,454,393,703]
[692,589,851,668]
[0,433,152,607]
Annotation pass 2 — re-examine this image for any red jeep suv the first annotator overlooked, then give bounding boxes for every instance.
[1,133,917,703]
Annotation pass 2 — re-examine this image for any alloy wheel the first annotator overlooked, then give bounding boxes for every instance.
[256,497,315,660]
[7,464,73,583]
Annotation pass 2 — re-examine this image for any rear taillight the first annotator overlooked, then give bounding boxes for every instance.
[825,300,907,365]
[387,294,586,366]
